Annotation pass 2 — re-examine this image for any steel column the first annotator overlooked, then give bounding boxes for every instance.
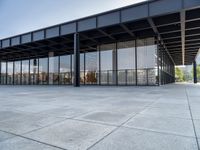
[193,61,197,84]
[74,33,80,87]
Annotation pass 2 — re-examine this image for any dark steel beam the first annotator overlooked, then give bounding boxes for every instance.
[80,34,99,44]
[97,29,115,40]
[120,24,135,37]
[147,17,175,65]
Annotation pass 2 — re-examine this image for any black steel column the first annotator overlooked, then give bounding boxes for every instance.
[157,39,160,86]
[0,61,1,85]
[74,33,80,87]
[6,61,8,85]
[193,61,197,84]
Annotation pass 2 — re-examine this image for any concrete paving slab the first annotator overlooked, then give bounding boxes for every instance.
[150,102,189,110]
[0,114,66,135]
[90,127,198,150]
[190,108,200,120]
[0,83,199,150]
[0,131,14,142]
[140,107,191,119]
[0,137,61,150]
[77,111,133,126]
[38,106,93,118]
[0,111,25,122]
[124,114,195,137]
[193,120,200,139]
[24,119,116,150]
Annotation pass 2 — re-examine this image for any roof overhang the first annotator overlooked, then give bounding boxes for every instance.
[0,0,200,65]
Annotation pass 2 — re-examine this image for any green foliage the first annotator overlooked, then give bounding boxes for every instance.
[175,67,184,82]
[197,65,200,79]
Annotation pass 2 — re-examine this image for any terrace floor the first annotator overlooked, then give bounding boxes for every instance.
[0,83,199,150]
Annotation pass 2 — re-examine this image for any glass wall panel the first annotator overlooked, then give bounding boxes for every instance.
[146,38,157,85]
[118,41,136,85]
[1,62,7,84]
[59,55,71,85]
[80,53,85,84]
[22,60,29,85]
[30,59,38,85]
[85,51,98,84]
[49,56,59,85]
[100,44,116,85]
[39,58,48,85]
[7,62,14,85]
[137,38,157,85]
[14,61,21,85]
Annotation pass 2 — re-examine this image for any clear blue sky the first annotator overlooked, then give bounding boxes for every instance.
[0,0,145,39]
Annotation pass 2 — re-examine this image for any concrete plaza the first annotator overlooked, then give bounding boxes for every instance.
[0,84,199,150]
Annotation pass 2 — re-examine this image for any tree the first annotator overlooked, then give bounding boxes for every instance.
[175,67,184,82]
[197,65,200,80]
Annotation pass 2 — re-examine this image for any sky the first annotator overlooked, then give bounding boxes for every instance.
[0,0,199,63]
[0,0,145,39]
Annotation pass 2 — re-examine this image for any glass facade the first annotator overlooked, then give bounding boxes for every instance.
[39,58,48,85]
[85,51,99,84]
[14,61,21,85]
[22,60,29,85]
[7,62,13,85]
[159,44,175,84]
[0,37,174,86]
[30,59,38,85]
[100,44,116,85]
[80,53,85,84]
[1,62,7,84]
[137,38,157,85]
[59,55,71,85]
[49,56,59,85]
[118,41,136,85]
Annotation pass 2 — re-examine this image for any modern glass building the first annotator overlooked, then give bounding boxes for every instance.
[0,0,199,86]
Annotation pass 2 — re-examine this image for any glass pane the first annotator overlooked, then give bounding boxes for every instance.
[30,59,38,85]
[118,41,136,85]
[49,56,59,85]
[137,38,157,85]
[7,62,13,85]
[39,58,48,85]
[85,51,98,84]
[14,61,21,85]
[100,44,116,85]
[1,62,7,84]
[59,55,71,85]
[22,60,29,85]
[80,53,85,84]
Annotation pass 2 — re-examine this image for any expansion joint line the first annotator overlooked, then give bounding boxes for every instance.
[185,85,200,150]
[86,96,160,150]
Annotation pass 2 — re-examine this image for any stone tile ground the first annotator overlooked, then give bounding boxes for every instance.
[0,84,199,150]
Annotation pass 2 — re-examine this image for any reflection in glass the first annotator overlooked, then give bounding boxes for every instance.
[118,41,136,85]
[7,62,14,84]
[85,51,98,84]
[14,61,21,85]
[100,44,116,85]
[137,38,157,85]
[30,59,38,84]
[80,53,85,84]
[1,62,7,84]
[49,56,59,85]
[39,58,48,85]
[22,60,29,85]
[59,55,71,85]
